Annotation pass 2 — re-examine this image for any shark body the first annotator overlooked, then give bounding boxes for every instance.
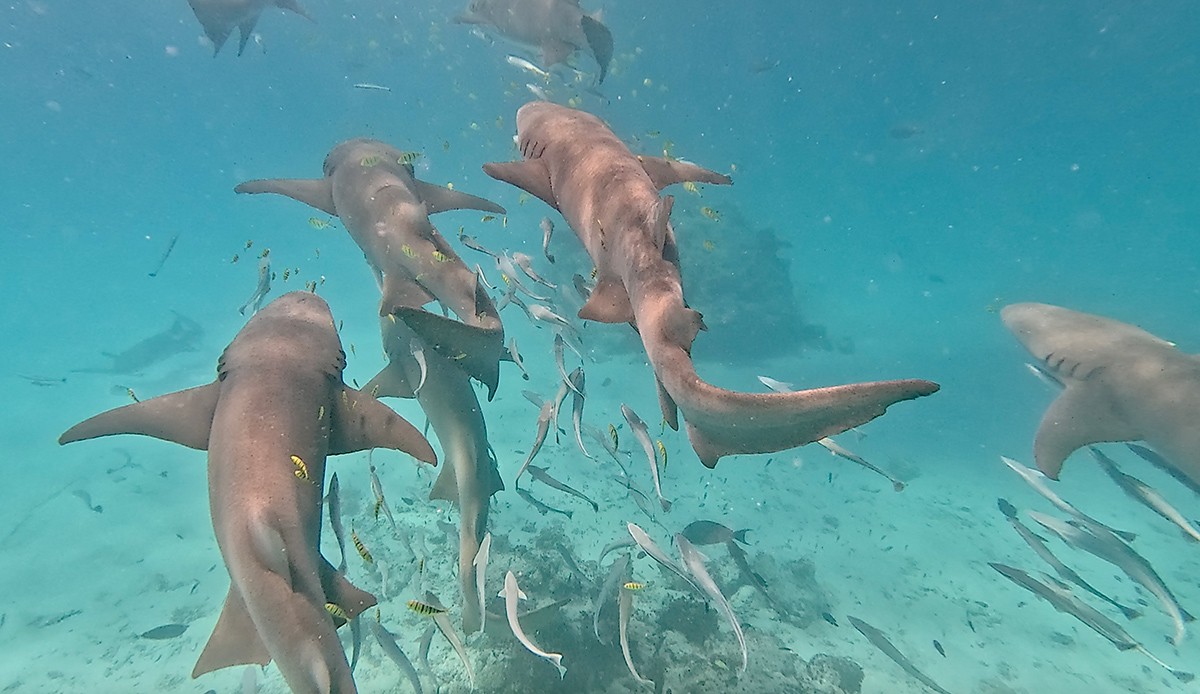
[59,292,436,693]
[1002,302,1200,485]
[187,0,311,56]
[455,0,613,83]
[484,102,938,467]
[236,138,508,399]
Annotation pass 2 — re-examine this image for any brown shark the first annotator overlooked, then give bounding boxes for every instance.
[483,102,939,467]
[58,292,436,694]
[187,0,312,56]
[1001,302,1200,485]
[235,138,509,399]
[455,0,614,83]
[365,316,504,634]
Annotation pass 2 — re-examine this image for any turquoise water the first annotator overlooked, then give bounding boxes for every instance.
[3,1,1199,692]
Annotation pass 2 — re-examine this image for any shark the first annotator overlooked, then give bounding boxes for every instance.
[236,138,509,399]
[58,292,437,694]
[365,315,504,634]
[186,0,311,56]
[1001,302,1200,486]
[483,102,939,467]
[454,0,614,83]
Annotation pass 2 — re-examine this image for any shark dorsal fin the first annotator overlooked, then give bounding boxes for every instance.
[234,178,337,216]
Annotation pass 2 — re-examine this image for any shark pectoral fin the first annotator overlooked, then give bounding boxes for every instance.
[429,462,459,503]
[319,557,377,621]
[578,276,634,323]
[364,362,416,399]
[192,588,271,678]
[656,376,680,431]
[330,387,437,464]
[638,156,733,190]
[234,178,337,216]
[416,181,506,215]
[391,308,503,401]
[482,161,557,210]
[235,15,260,56]
[58,382,219,449]
[579,14,613,83]
[541,38,574,67]
[1033,388,1139,479]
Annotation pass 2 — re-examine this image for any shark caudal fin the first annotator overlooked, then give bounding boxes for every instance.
[192,588,271,677]
[676,378,939,468]
[328,386,437,464]
[580,14,613,83]
[58,383,220,449]
[234,178,337,216]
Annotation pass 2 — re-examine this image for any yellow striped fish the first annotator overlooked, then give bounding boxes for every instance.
[655,440,668,470]
[324,602,349,620]
[290,455,314,483]
[351,529,373,563]
[623,581,646,591]
[406,600,447,616]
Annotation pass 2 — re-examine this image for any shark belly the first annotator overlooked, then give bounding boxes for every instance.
[201,373,357,694]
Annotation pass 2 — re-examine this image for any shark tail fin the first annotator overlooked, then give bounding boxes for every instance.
[328,386,437,464]
[679,378,939,468]
[58,382,219,450]
[235,178,336,216]
[580,14,613,84]
[192,588,271,678]
[391,306,504,401]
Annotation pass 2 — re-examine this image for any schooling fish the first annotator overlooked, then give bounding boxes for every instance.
[540,217,555,263]
[238,255,272,316]
[515,400,555,482]
[622,404,671,511]
[847,615,953,694]
[528,465,599,512]
[619,579,654,687]
[512,252,556,289]
[1090,447,1200,542]
[1028,510,1194,647]
[995,497,1141,620]
[422,591,476,688]
[474,533,493,634]
[553,334,583,397]
[369,619,424,694]
[507,337,530,380]
[1001,456,1135,541]
[676,533,746,672]
[139,623,189,640]
[569,368,591,459]
[990,563,1193,683]
[626,523,701,595]
[682,520,750,546]
[594,553,630,643]
[816,437,905,491]
[516,486,574,519]
[504,571,567,679]
[326,472,348,572]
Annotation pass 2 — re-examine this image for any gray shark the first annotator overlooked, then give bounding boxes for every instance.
[365,316,504,634]
[59,292,437,694]
[1001,302,1200,486]
[187,0,311,56]
[236,138,509,399]
[455,0,613,83]
[483,102,939,467]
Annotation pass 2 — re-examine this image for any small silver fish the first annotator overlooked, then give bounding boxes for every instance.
[504,571,566,678]
[621,404,671,511]
[540,217,555,263]
[506,55,551,81]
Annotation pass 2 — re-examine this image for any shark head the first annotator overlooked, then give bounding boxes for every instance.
[1003,302,1200,485]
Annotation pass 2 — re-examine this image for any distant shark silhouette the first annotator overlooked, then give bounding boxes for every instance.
[235,138,509,399]
[72,311,203,374]
[187,0,311,56]
[1003,301,1200,486]
[59,292,436,694]
[366,316,504,634]
[455,0,614,83]
[484,102,939,467]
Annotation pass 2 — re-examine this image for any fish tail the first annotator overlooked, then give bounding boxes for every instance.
[733,529,752,545]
